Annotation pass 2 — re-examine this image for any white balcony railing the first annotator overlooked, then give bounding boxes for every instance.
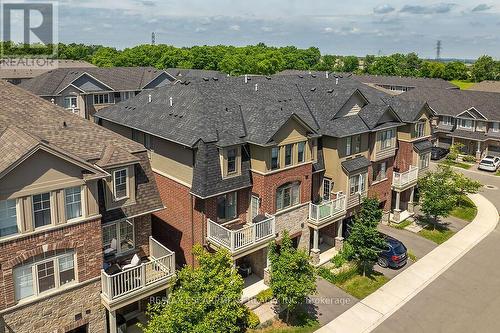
[101,237,175,302]
[393,166,419,189]
[309,194,347,225]
[207,215,276,253]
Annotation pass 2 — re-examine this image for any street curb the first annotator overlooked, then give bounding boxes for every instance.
[316,193,499,333]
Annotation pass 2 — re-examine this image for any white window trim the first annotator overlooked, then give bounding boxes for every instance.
[458,118,474,130]
[492,122,499,133]
[63,96,78,109]
[349,172,367,196]
[102,219,136,255]
[14,251,77,302]
[322,178,332,201]
[276,182,301,211]
[270,146,280,170]
[0,198,20,239]
[32,192,53,230]
[64,186,85,222]
[284,144,294,167]
[297,141,306,163]
[226,147,238,175]
[380,129,394,150]
[217,192,238,223]
[113,168,129,201]
[93,93,111,105]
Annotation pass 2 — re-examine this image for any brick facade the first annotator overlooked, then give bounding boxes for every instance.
[368,157,394,211]
[251,163,313,215]
[0,218,102,311]
[394,141,415,172]
[134,214,153,258]
[0,280,105,333]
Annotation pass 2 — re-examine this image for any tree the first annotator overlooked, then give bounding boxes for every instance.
[451,171,482,205]
[419,61,445,78]
[444,61,469,81]
[471,55,496,82]
[143,246,247,333]
[341,56,359,72]
[346,198,386,276]
[418,165,457,228]
[268,231,316,322]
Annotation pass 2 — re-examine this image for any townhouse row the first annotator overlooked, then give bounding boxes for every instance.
[95,73,434,284]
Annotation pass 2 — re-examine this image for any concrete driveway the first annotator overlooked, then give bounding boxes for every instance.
[309,278,358,325]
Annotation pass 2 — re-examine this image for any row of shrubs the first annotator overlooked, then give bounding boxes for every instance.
[317,264,359,285]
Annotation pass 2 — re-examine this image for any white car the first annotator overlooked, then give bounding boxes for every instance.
[478,156,500,172]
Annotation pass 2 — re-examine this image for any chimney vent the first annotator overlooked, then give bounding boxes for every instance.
[169,97,173,107]
[325,71,329,79]
[335,78,339,85]
[254,83,258,91]
[148,94,152,103]
[245,74,248,84]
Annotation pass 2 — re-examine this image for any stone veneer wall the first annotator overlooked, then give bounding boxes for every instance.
[0,280,105,333]
[274,204,311,253]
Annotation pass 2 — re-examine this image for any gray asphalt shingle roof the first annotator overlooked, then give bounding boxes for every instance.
[341,156,371,173]
[413,140,433,152]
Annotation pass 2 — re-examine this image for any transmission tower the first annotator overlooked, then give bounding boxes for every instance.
[436,40,442,60]
[151,32,156,45]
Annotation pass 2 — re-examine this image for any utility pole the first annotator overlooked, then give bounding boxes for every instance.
[436,40,442,60]
[151,32,156,45]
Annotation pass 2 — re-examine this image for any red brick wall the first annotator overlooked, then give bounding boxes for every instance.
[0,218,102,310]
[152,174,202,267]
[134,214,152,258]
[251,163,313,215]
[204,188,250,223]
[394,141,414,172]
[368,157,394,211]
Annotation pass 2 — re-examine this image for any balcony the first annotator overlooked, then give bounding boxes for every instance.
[392,166,419,191]
[101,237,175,310]
[207,215,276,255]
[308,194,347,227]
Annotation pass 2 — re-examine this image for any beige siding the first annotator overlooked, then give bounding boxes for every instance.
[104,164,136,210]
[272,117,308,145]
[57,86,86,118]
[250,144,268,173]
[101,120,134,139]
[150,137,193,186]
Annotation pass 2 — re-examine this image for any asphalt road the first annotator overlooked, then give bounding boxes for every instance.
[373,163,500,333]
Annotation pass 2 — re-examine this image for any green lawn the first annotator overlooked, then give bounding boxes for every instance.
[450,196,477,222]
[450,80,474,90]
[419,227,455,244]
[337,271,389,299]
[391,219,412,230]
[440,160,473,170]
[249,312,320,333]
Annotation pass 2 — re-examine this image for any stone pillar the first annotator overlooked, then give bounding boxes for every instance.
[335,237,344,251]
[382,211,390,225]
[475,141,482,161]
[312,228,319,250]
[310,248,320,266]
[263,267,271,286]
[408,187,415,214]
[108,310,117,333]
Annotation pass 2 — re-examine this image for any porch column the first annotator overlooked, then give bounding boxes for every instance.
[335,220,344,251]
[313,228,319,250]
[392,191,401,223]
[408,187,415,214]
[108,310,117,333]
[476,141,482,161]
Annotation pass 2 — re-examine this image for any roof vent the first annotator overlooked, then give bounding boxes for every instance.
[325,71,329,79]
[266,76,271,80]
[244,74,248,83]
[50,98,55,104]
[311,74,317,78]
[169,97,173,107]
[202,77,209,81]
[327,89,334,93]
[63,121,67,128]
[254,83,258,91]
[335,78,339,85]
[311,87,316,92]
[298,75,304,79]
[212,77,218,81]
[148,94,152,103]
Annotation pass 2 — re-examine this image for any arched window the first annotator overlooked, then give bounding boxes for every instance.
[276,181,300,211]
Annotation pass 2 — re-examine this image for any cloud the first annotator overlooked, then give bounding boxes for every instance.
[472,4,493,12]
[373,4,395,14]
[400,3,456,14]
[261,26,273,32]
[229,24,240,31]
[323,27,334,33]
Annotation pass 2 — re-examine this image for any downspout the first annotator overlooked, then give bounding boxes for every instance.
[190,192,195,266]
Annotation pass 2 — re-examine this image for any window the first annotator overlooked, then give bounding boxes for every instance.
[63,96,77,109]
[93,93,110,104]
[380,129,394,149]
[251,195,259,221]
[492,122,499,133]
[297,142,306,163]
[33,193,51,228]
[227,148,237,174]
[217,192,237,222]
[13,252,75,301]
[459,119,473,129]
[414,122,425,138]
[419,153,430,169]
[284,144,293,166]
[442,116,453,126]
[276,182,300,211]
[346,135,361,156]
[0,199,18,237]
[102,220,135,255]
[113,169,128,200]
[271,147,280,170]
[65,187,82,221]
[372,162,387,182]
[322,178,331,201]
[349,173,367,196]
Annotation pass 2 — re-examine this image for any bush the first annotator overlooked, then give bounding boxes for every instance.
[331,253,346,268]
[463,155,476,163]
[246,309,260,329]
[318,264,359,284]
[341,242,355,261]
[255,288,273,303]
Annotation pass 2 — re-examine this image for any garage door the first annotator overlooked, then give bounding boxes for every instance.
[488,145,500,156]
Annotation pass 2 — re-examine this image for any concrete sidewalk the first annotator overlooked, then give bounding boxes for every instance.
[316,193,499,333]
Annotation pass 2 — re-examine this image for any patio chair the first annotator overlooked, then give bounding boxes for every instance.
[104,238,117,255]
[121,254,141,270]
